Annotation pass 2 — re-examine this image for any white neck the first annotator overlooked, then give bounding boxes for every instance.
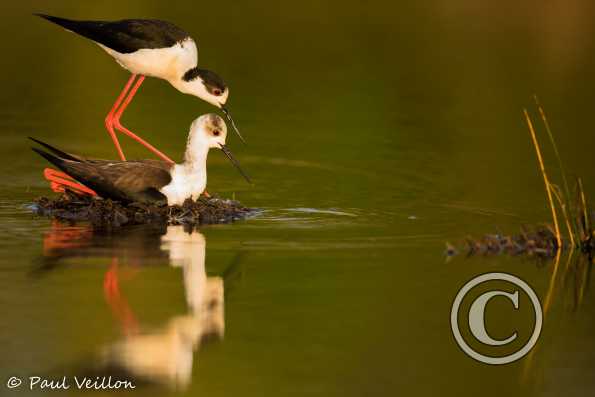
[160,136,211,205]
[183,132,210,165]
[169,76,196,95]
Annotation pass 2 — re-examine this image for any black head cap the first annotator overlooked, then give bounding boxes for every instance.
[182,67,227,96]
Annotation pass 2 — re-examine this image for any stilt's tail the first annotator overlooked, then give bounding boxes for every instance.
[32,147,68,171]
[29,137,82,162]
[34,13,112,47]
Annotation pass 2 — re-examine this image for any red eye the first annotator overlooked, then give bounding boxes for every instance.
[213,89,222,96]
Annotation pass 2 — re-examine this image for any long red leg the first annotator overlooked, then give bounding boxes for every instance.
[40,74,171,195]
[112,76,175,164]
[42,75,135,194]
[105,74,138,161]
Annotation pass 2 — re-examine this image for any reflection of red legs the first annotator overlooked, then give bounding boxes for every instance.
[43,220,93,255]
[103,258,139,335]
[107,74,174,164]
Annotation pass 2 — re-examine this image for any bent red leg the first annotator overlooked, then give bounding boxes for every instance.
[112,76,175,164]
[105,74,138,161]
[44,168,71,183]
[44,168,97,196]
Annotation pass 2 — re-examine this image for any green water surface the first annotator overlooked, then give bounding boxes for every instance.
[1,1,595,396]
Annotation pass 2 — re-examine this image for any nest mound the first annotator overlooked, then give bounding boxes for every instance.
[32,191,255,228]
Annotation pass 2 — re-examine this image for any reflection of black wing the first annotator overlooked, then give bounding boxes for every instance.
[31,138,172,204]
[30,223,169,278]
[35,14,190,53]
[222,251,246,298]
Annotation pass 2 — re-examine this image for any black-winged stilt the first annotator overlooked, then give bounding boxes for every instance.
[35,14,245,165]
[31,114,251,205]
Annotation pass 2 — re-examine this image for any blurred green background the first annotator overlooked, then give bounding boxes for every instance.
[1,1,595,396]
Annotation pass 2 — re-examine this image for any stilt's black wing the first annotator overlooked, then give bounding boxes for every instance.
[35,14,190,53]
[32,145,172,204]
[91,160,171,204]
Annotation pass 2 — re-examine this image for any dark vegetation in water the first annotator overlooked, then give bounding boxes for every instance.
[33,190,254,228]
[446,223,594,259]
[448,98,594,259]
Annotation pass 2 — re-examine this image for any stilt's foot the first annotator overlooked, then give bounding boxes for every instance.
[43,168,97,196]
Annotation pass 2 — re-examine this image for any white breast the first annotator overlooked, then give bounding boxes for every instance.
[98,38,198,80]
[160,164,206,206]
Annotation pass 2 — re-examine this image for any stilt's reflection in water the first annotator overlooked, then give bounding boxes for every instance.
[101,226,224,388]
[37,222,228,390]
[103,226,225,388]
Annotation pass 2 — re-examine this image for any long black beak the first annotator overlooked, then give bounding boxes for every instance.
[219,144,252,184]
[220,106,246,145]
